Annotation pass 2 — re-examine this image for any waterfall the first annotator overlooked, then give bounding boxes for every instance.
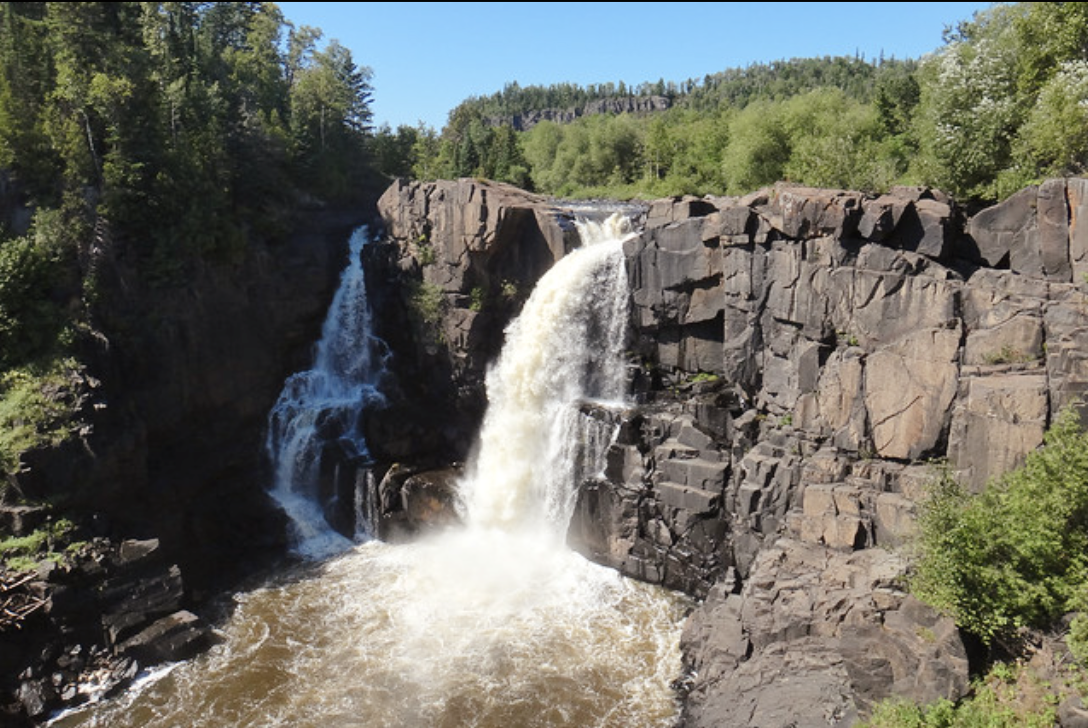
[459,213,635,534]
[51,211,690,728]
[265,226,387,559]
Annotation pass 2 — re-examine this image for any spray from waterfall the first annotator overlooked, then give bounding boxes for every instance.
[265,226,388,559]
[459,212,636,535]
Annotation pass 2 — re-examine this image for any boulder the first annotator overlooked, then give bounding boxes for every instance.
[115,610,213,665]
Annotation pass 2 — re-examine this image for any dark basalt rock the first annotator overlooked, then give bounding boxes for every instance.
[371,177,1088,725]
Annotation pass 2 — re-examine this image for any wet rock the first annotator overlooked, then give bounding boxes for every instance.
[115,610,213,665]
[16,679,54,720]
[376,465,464,542]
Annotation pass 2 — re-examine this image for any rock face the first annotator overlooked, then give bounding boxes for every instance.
[679,541,968,727]
[487,94,673,131]
[371,177,1088,725]
[366,178,585,471]
[11,208,370,592]
[1,539,213,723]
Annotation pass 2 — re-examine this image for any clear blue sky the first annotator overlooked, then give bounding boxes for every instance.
[275,2,994,132]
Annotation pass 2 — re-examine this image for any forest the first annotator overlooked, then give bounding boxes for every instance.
[375,2,1088,207]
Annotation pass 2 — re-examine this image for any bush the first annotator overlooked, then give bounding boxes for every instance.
[910,405,1088,646]
[0,358,87,479]
[860,661,1062,727]
[0,518,79,572]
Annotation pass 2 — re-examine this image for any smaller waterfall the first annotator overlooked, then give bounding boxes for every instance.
[265,226,388,559]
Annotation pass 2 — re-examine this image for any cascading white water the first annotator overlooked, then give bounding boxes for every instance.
[265,226,387,558]
[460,213,634,533]
[51,212,690,728]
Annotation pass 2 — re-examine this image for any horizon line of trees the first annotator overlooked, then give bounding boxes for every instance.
[373,2,1088,208]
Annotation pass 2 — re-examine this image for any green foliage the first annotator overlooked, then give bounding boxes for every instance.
[981,345,1037,365]
[910,406,1088,645]
[860,660,1064,728]
[0,1,377,277]
[1016,60,1088,177]
[433,104,532,186]
[289,35,374,198]
[0,358,85,478]
[0,206,82,370]
[1068,583,1088,664]
[910,19,1024,200]
[469,285,485,312]
[407,280,445,333]
[780,88,889,190]
[720,99,790,193]
[906,2,1088,201]
[371,123,423,179]
[0,517,79,571]
[416,242,436,266]
[454,56,897,126]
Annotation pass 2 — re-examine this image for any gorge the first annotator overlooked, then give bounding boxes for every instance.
[5,175,1088,726]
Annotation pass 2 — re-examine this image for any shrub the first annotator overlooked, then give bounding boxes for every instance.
[910,405,1088,646]
[0,358,86,478]
[406,280,446,339]
[860,661,1062,727]
[0,518,78,572]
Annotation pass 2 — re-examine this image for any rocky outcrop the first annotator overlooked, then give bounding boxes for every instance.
[372,177,1088,725]
[488,95,673,132]
[679,541,968,727]
[366,178,590,467]
[1,539,212,724]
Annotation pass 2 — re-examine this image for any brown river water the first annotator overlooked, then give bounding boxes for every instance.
[50,532,690,728]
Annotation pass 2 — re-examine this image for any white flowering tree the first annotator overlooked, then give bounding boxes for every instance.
[911,23,1024,199]
[1017,60,1088,177]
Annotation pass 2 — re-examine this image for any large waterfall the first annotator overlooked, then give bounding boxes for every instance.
[51,215,689,728]
[460,213,633,533]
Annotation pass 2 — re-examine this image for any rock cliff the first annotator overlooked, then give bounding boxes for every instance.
[2,207,369,723]
[370,177,1088,725]
[18,208,371,588]
[486,94,673,132]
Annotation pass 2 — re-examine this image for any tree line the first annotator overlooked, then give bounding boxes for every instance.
[373,2,1088,207]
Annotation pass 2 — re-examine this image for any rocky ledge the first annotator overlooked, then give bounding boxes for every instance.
[1,537,213,724]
